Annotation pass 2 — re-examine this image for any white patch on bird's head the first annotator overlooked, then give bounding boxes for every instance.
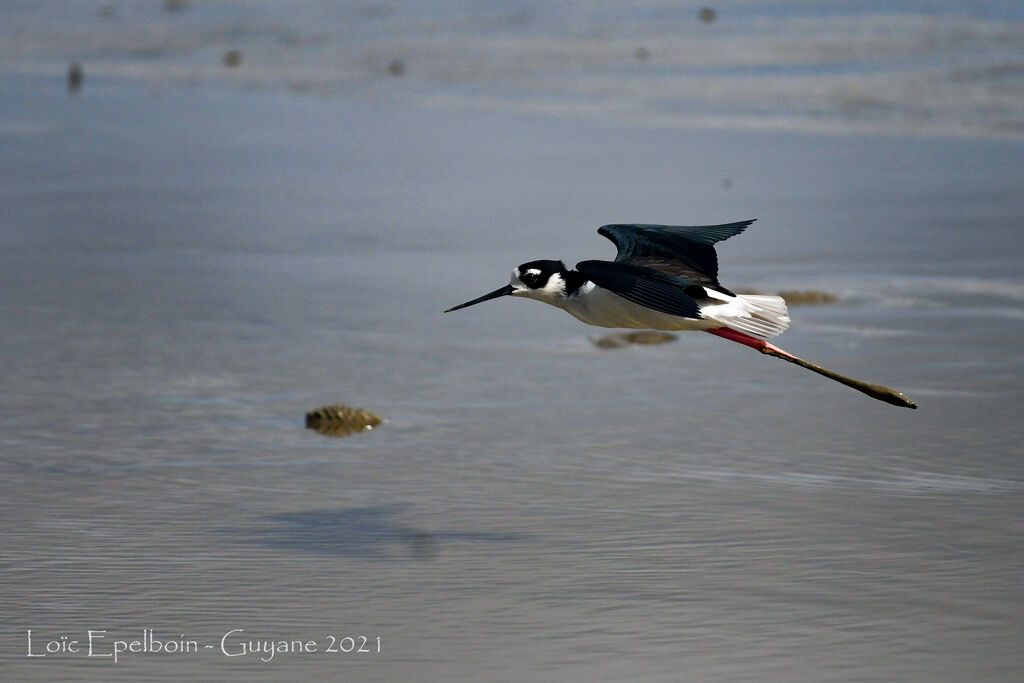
[509,260,570,309]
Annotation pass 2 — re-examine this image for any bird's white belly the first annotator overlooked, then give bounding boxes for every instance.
[562,286,715,331]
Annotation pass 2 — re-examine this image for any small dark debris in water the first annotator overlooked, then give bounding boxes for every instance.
[305,404,382,438]
[97,5,116,20]
[699,7,717,24]
[720,177,732,190]
[223,50,243,68]
[67,62,83,94]
[626,330,678,345]
[779,290,837,305]
[162,0,189,13]
[591,334,630,349]
[388,59,406,76]
[590,330,678,349]
[740,289,838,306]
[633,46,650,62]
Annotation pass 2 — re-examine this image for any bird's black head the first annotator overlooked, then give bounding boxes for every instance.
[444,259,575,313]
[512,259,569,291]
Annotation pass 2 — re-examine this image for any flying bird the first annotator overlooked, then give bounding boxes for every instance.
[445,220,916,408]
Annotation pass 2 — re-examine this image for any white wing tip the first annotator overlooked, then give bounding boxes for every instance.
[701,293,790,339]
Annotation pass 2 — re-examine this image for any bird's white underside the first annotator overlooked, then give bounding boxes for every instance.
[512,272,790,339]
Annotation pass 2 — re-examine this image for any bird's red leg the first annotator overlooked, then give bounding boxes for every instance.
[705,327,917,409]
[706,327,795,359]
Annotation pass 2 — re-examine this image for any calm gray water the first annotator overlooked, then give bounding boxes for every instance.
[2,3,1023,681]
[2,0,1024,138]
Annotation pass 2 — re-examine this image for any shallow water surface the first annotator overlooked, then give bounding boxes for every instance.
[1,53,1022,682]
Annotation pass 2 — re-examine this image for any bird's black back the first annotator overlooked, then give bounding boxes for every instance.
[595,220,755,289]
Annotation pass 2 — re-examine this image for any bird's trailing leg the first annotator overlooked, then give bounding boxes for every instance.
[706,327,917,409]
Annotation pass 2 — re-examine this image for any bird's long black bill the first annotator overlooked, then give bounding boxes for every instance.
[444,284,514,313]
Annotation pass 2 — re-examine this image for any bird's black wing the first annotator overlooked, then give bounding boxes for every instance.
[597,220,754,289]
[575,260,702,320]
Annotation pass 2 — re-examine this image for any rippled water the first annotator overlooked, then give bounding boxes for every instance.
[1,0,1023,138]
[2,3,1023,680]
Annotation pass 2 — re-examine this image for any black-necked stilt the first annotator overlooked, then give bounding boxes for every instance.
[445,220,916,408]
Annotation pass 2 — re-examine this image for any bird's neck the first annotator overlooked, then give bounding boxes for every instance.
[526,270,590,311]
[563,270,589,296]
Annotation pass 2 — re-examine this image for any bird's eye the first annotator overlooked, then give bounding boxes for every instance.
[520,272,538,286]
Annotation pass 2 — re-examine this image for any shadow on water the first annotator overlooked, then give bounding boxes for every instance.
[236,505,524,560]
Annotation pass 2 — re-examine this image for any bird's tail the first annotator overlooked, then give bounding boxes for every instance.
[703,294,790,339]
